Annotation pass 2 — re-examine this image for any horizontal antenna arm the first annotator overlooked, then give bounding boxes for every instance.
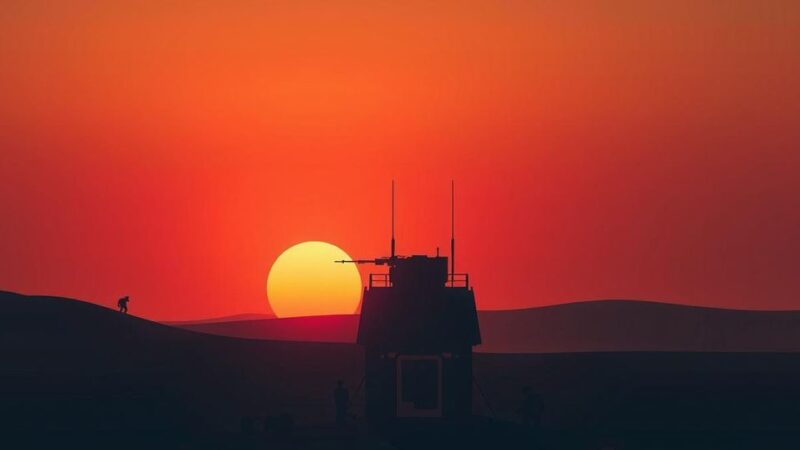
[335,259,379,264]
[335,257,396,265]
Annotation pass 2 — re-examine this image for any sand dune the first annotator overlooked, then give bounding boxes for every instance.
[174,300,800,352]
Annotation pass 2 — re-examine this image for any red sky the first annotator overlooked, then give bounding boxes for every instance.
[1,1,799,320]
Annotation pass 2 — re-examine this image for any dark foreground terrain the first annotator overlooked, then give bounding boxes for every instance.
[2,291,800,449]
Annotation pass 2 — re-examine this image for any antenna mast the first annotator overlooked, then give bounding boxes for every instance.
[450,180,455,282]
[391,180,396,259]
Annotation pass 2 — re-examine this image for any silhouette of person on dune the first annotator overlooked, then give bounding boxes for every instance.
[334,379,349,426]
[117,296,130,314]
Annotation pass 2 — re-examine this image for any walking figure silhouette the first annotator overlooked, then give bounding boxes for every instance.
[117,296,130,314]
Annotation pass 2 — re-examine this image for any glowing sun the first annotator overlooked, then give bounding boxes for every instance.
[266,241,362,318]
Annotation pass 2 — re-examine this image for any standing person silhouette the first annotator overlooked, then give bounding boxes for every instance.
[518,386,543,428]
[334,380,349,426]
[117,296,130,314]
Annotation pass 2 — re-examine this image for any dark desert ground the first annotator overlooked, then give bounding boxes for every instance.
[3,290,800,449]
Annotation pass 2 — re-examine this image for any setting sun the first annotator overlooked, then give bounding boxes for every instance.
[266,241,362,318]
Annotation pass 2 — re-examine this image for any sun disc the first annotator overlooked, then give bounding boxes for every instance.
[266,241,362,318]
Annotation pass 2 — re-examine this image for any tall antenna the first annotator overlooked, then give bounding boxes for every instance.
[450,180,455,280]
[391,180,396,259]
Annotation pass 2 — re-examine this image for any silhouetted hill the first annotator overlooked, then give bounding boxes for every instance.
[177,315,359,343]
[478,300,800,353]
[174,300,800,352]
[165,312,275,326]
[0,290,362,432]
[4,291,800,449]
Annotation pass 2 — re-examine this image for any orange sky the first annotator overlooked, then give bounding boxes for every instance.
[1,1,799,320]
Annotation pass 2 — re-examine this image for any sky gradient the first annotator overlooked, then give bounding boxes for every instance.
[1,1,799,320]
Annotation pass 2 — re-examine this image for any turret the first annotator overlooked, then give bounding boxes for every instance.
[338,182,481,426]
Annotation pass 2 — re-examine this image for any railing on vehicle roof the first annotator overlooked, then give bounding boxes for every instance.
[367,273,469,289]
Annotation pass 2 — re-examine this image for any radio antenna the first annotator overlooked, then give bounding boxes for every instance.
[450,180,455,281]
[391,180,396,259]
